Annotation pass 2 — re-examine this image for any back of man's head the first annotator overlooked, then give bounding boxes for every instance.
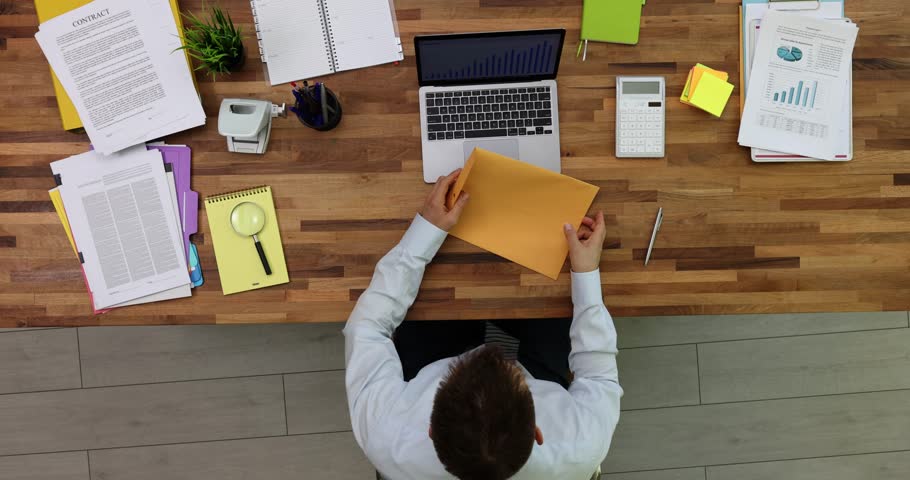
[430,345,536,480]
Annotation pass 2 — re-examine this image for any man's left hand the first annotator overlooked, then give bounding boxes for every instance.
[420,169,469,232]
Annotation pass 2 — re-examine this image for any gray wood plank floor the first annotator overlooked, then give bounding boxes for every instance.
[0,311,907,479]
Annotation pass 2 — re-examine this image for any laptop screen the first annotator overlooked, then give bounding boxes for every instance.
[415,29,565,87]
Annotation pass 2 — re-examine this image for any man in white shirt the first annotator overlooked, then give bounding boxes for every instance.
[344,170,623,480]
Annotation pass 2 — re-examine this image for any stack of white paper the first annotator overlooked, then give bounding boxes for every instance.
[738,10,858,160]
[51,146,191,311]
[35,0,206,155]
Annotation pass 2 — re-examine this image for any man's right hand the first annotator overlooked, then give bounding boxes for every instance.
[563,211,606,273]
[419,169,469,232]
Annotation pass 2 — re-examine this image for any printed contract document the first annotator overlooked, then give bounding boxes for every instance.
[35,0,205,155]
[738,10,858,160]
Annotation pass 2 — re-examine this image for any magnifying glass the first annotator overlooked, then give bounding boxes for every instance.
[230,202,272,275]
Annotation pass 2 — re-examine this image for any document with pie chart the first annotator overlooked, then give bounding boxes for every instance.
[738,10,858,160]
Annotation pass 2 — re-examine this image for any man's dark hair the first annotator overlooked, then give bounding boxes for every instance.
[430,345,536,480]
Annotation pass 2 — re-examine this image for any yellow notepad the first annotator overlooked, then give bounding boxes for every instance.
[204,186,289,295]
[446,148,599,280]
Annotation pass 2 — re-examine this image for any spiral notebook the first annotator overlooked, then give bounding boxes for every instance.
[204,186,289,295]
[251,0,404,86]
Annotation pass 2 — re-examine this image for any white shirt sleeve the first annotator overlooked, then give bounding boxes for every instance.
[343,214,448,450]
[567,269,623,459]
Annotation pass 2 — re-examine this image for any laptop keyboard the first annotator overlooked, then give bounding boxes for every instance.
[424,86,554,141]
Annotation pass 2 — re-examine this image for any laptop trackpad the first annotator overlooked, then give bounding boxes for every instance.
[463,139,519,161]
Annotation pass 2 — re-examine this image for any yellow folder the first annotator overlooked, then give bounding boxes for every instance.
[49,188,77,254]
[204,186,289,295]
[35,0,194,131]
[446,148,599,280]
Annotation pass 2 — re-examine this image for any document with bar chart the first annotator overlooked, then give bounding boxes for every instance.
[738,10,857,160]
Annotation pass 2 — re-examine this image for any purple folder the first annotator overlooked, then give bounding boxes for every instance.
[148,145,198,266]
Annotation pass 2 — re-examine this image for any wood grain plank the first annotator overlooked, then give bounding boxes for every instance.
[619,345,700,410]
[0,376,286,455]
[0,452,89,480]
[676,257,801,271]
[781,198,910,210]
[603,389,910,473]
[0,328,81,394]
[0,201,54,212]
[88,432,374,480]
[78,324,344,387]
[706,450,910,480]
[301,219,411,231]
[284,371,350,435]
[699,328,910,403]
[631,247,755,261]
[613,312,909,348]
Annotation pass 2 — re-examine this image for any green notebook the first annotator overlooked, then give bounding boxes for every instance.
[580,0,643,46]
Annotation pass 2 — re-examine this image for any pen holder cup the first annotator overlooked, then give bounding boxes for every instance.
[293,86,343,132]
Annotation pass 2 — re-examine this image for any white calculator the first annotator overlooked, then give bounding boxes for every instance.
[615,76,665,158]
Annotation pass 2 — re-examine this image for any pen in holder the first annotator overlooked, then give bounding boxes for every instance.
[289,82,342,131]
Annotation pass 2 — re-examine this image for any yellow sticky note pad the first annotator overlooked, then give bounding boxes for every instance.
[688,72,734,117]
[682,64,729,105]
[692,66,728,92]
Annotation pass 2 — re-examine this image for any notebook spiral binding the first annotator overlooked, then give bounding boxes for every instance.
[316,0,339,71]
[251,0,266,62]
[205,186,271,204]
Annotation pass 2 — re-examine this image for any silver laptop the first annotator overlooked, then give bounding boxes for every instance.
[415,29,566,183]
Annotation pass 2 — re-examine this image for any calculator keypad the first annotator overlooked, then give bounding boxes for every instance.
[617,104,664,157]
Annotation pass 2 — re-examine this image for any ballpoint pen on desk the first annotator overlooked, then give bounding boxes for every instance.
[291,82,321,121]
[644,207,663,266]
[576,39,588,62]
[318,83,328,125]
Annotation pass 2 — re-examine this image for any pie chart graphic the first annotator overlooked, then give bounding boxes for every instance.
[777,46,803,62]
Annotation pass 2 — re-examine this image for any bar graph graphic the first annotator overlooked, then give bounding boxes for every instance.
[768,78,819,109]
[423,40,558,81]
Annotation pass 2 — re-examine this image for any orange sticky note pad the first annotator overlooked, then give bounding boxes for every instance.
[445,148,599,280]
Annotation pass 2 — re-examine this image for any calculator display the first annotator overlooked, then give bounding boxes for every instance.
[622,82,660,95]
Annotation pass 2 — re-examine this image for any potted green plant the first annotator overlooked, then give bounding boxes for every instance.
[176,6,245,79]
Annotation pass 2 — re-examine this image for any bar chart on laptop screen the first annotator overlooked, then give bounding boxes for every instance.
[419,33,562,82]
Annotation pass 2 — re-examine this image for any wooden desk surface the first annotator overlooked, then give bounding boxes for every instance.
[1,0,908,327]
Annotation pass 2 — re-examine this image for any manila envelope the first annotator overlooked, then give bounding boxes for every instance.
[446,148,599,280]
